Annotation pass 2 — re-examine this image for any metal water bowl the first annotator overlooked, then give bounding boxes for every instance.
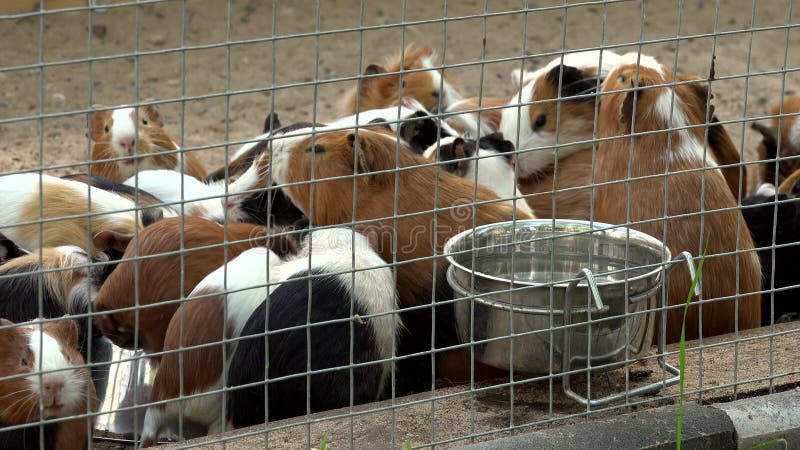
[444,220,693,405]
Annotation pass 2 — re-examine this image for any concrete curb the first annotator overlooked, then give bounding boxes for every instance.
[458,390,800,450]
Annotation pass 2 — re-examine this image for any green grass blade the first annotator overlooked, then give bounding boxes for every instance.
[319,435,328,450]
[747,438,788,450]
[676,243,708,450]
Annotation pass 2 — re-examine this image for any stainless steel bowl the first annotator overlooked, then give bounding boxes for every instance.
[444,220,671,374]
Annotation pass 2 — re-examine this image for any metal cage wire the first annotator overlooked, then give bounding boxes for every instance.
[0,0,798,449]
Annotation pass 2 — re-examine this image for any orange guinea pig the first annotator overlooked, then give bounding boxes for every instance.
[341,45,464,115]
[752,95,800,188]
[89,103,207,182]
[593,53,761,342]
[0,318,97,450]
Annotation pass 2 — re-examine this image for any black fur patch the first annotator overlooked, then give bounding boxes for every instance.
[262,112,281,134]
[545,64,600,99]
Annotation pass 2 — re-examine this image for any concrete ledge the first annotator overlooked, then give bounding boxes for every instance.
[714,389,800,449]
[457,403,735,450]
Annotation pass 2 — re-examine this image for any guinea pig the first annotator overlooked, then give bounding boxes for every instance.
[422,134,535,217]
[593,53,762,342]
[742,182,800,325]
[0,245,114,399]
[93,216,298,356]
[89,103,207,182]
[0,173,141,253]
[61,173,174,226]
[266,126,529,382]
[226,228,400,427]
[752,95,800,187]
[499,50,622,179]
[340,45,463,115]
[0,318,97,450]
[140,227,400,443]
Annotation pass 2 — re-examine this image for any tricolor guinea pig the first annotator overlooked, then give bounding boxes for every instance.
[0,318,97,450]
[499,50,622,179]
[593,53,762,342]
[89,103,207,182]
[140,227,400,443]
[752,95,800,187]
[742,182,800,325]
[423,134,535,217]
[225,228,400,427]
[0,173,141,254]
[93,216,298,355]
[0,245,114,399]
[266,125,528,382]
[341,45,463,115]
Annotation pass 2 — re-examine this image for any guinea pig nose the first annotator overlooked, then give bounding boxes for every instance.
[429,106,440,115]
[43,377,64,393]
[119,136,135,151]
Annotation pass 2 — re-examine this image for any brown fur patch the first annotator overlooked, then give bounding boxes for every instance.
[595,62,762,342]
[92,216,289,355]
[755,96,800,186]
[149,289,225,411]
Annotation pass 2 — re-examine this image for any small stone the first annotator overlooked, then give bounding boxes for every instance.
[52,93,66,105]
[167,79,180,87]
[91,24,107,39]
[148,34,166,46]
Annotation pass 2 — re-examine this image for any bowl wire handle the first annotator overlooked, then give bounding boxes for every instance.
[561,252,697,407]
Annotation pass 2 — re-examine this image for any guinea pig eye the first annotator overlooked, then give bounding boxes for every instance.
[305,145,325,154]
[104,125,109,133]
[142,118,149,125]
[20,358,28,366]
[431,91,439,98]
[533,114,547,130]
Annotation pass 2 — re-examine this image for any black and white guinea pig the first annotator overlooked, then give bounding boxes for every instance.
[423,133,535,217]
[226,227,401,426]
[330,98,458,154]
[742,183,800,325]
[0,318,97,450]
[0,245,114,399]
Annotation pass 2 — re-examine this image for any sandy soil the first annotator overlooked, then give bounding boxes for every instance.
[0,1,798,448]
[1,0,798,194]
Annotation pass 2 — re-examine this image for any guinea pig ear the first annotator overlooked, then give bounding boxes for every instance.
[0,318,14,329]
[346,132,394,185]
[545,64,598,99]
[0,237,28,263]
[44,319,80,351]
[93,231,134,254]
[89,105,111,141]
[510,68,525,92]
[364,64,387,76]
[478,132,515,154]
[263,112,281,134]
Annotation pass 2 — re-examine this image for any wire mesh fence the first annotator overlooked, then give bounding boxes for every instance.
[0,0,798,448]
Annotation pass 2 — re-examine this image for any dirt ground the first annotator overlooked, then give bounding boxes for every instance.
[1,0,798,194]
[0,1,798,448]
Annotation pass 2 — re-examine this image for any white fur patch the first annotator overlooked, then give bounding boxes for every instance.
[755,183,776,198]
[790,116,800,148]
[26,327,83,418]
[651,91,718,166]
[111,107,136,158]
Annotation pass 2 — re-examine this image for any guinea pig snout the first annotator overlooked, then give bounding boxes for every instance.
[41,376,65,404]
[115,135,136,157]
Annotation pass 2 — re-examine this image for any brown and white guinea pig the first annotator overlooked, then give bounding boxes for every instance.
[140,228,400,444]
[499,50,622,179]
[93,216,299,356]
[0,318,97,450]
[0,173,141,254]
[340,45,463,115]
[89,103,207,183]
[593,54,762,342]
[0,245,115,400]
[752,95,800,187]
[267,125,528,382]
[441,96,510,138]
[422,134,535,217]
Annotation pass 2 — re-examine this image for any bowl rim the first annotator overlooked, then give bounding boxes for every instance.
[443,219,672,289]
